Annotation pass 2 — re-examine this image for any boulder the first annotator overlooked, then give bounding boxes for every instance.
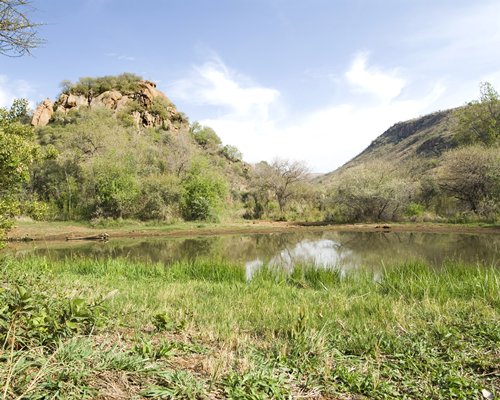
[137,80,172,107]
[66,94,88,108]
[45,78,189,132]
[91,90,128,110]
[31,99,54,127]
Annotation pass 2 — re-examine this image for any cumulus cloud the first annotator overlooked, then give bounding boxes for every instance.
[170,55,446,172]
[171,58,280,119]
[0,75,36,108]
[345,52,406,101]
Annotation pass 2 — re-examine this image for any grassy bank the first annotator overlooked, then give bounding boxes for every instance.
[1,256,499,399]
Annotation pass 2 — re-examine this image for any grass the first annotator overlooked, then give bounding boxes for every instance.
[0,256,499,399]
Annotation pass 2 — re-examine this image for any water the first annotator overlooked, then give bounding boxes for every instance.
[7,230,499,275]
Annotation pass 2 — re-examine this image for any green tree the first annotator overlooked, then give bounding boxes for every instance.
[454,82,500,146]
[181,160,228,221]
[68,73,143,97]
[0,99,38,240]
[190,122,222,150]
[0,0,43,56]
[88,154,140,219]
[220,145,242,162]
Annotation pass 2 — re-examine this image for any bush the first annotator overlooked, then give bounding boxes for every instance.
[438,145,500,216]
[328,161,415,222]
[180,160,228,221]
[64,73,143,97]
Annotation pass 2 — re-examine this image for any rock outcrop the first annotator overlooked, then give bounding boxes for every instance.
[31,99,53,127]
[31,79,188,133]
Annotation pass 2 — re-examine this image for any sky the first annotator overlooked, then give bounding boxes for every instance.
[1,0,500,172]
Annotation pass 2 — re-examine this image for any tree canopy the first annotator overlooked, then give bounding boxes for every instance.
[0,99,38,240]
[454,82,500,146]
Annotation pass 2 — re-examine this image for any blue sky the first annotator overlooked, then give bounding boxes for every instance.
[1,0,500,172]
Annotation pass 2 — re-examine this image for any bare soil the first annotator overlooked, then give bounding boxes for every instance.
[7,220,500,242]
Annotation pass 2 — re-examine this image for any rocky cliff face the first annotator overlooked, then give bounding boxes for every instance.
[32,80,188,133]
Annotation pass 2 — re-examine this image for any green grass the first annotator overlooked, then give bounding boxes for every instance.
[1,256,499,399]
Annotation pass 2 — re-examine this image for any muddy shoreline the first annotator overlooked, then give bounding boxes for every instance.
[6,220,500,242]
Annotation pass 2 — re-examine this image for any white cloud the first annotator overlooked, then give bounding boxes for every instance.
[170,56,447,172]
[169,54,444,172]
[345,52,406,101]
[104,52,135,61]
[171,58,279,119]
[0,75,36,109]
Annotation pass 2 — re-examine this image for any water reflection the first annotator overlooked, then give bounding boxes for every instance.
[6,231,499,276]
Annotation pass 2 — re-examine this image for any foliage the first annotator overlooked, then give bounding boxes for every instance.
[30,104,247,222]
[149,96,172,121]
[220,144,242,162]
[0,0,43,56]
[136,174,181,221]
[454,82,500,146]
[438,145,500,216]
[245,159,311,219]
[2,256,499,399]
[327,161,415,222]
[0,99,38,240]
[88,155,140,219]
[180,159,228,221]
[190,122,222,150]
[62,73,143,97]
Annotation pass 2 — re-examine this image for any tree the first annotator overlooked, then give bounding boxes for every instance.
[438,145,500,215]
[0,99,38,240]
[164,131,195,178]
[220,145,242,162]
[180,159,228,221]
[268,159,310,212]
[0,0,43,56]
[328,161,414,222]
[454,82,500,146]
[249,159,310,216]
[190,122,222,150]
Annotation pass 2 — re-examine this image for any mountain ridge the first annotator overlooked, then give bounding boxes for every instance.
[318,107,459,183]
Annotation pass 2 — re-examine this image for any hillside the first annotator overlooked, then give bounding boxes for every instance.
[28,74,250,222]
[318,108,458,183]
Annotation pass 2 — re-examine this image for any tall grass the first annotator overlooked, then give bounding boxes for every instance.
[1,255,499,399]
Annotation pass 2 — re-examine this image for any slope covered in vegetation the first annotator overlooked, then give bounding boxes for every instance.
[27,75,250,223]
[317,83,500,223]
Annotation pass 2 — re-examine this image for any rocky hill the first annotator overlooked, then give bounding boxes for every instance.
[32,75,188,133]
[318,108,458,183]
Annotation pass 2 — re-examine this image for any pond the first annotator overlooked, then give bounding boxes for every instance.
[7,230,499,276]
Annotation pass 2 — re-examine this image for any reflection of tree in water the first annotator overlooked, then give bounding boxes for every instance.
[324,231,500,267]
[177,237,221,260]
[15,231,499,271]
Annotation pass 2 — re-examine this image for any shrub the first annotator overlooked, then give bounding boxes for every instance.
[180,160,228,221]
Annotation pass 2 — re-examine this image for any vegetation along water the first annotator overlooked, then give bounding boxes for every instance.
[1,2,499,398]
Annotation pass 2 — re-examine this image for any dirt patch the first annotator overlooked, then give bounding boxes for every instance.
[6,221,500,242]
